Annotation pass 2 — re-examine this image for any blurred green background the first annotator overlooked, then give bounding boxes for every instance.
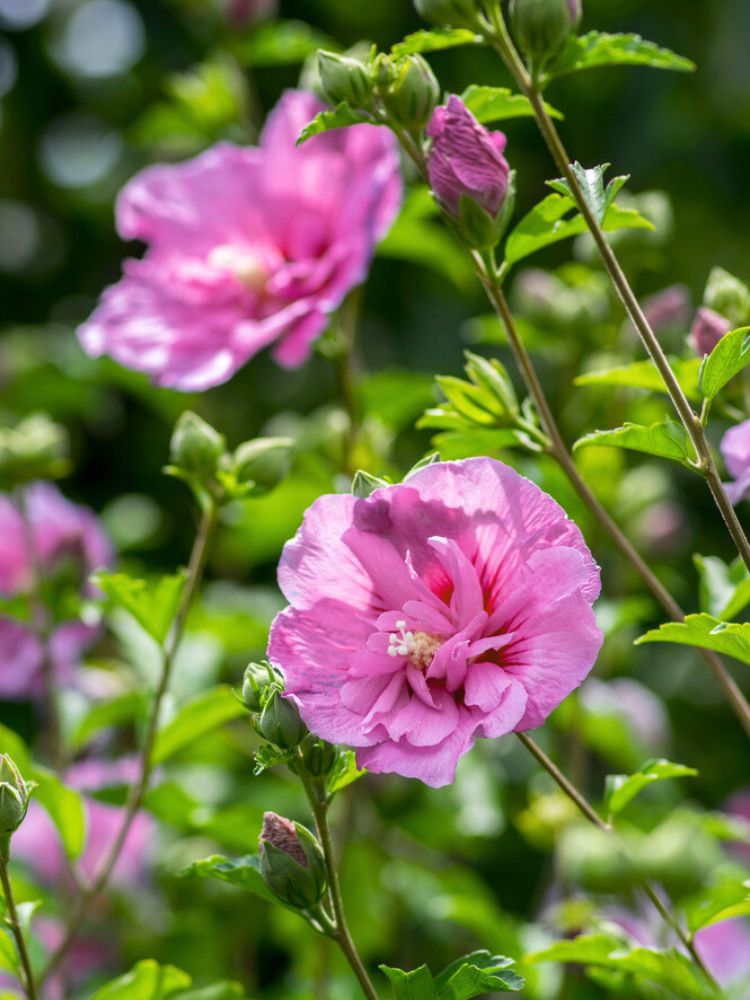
[2,1,750,997]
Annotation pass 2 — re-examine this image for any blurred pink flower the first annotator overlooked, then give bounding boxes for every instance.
[269,457,602,787]
[721,418,750,505]
[223,0,277,27]
[643,285,690,333]
[426,96,510,218]
[691,306,730,356]
[79,90,402,391]
[12,758,153,888]
[580,677,669,752]
[0,482,111,699]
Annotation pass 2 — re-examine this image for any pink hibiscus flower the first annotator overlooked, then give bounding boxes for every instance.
[79,90,402,391]
[721,418,750,505]
[0,482,111,699]
[268,457,603,787]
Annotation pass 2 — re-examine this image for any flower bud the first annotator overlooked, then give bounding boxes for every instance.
[231,437,294,497]
[351,469,388,498]
[414,0,479,29]
[691,307,730,357]
[258,690,307,748]
[510,0,579,63]
[382,54,440,131]
[0,755,32,853]
[0,413,69,490]
[170,411,226,480]
[242,660,282,712]
[704,267,750,327]
[317,51,373,110]
[300,734,338,778]
[259,812,327,910]
[427,97,511,249]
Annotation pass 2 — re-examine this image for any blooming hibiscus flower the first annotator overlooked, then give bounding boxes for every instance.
[269,457,603,787]
[79,90,402,391]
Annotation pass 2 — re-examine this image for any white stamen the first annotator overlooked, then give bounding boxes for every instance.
[387,621,442,669]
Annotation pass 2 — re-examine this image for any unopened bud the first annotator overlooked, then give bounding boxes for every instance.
[317,51,373,110]
[464,352,519,417]
[242,660,282,712]
[382,54,440,131]
[691,307,730,357]
[704,267,750,327]
[510,0,579,63]
[300,734,337,778]
[259,812,327,909]
[0,756,32,855]
[258,690,307,749]
[414,0,479,29]
[351,469,388,498]
[170,411,226,480]
[232,437,293,497]
[0,414,69,490]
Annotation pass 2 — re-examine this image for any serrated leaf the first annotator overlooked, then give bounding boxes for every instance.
[573,419,693,465]
[699,326,750,399]
[435,952,524,997]
[504,192,652,265]
[636,613,750,666]
[91,959,193,999]
[95,571,186,645]
[390,28,480,59]
[460,84,562,123]
[327,749,366,796]
[152,686,247,764]
[686,877,750,933]
[181,854,281,908]
[547,163,626,225]
[575,358,703,402]
[380,964,437,1000]
[693,553,750,620]
[239,20,339,66]
[546,31,696,81]
[253,744,293,776]
[605,759,698,816]
[297,102,375,146]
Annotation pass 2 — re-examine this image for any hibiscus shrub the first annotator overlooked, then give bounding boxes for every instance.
[1,1,750,999]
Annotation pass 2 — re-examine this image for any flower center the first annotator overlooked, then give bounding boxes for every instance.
[207,244,269,293]
[387,620,442,669]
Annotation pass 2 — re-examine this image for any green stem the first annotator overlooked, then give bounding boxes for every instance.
[333,290,363,477]
[516,733,721,995]
[0,854,38,1000]
[39,500,220,986]
[298,762,380,1000]
[486,13,750,575]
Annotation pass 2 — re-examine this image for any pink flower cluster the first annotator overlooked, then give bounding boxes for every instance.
[79,90,402,391]
[0,482,111,699]
[721,419,750,505]
[269,458,603,787]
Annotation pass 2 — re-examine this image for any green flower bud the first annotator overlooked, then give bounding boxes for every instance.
[351,469,389,498]
[232,437,294,497]
[414,0,479,29]
[704,267,750,327]
[0,756,33,855]
[169,411,226,480]
[258,690,307,749]
[300,734,338,778]
[259,812,327,910]
[0,414,69,490]
[510,0,578,63]
[241,660,282,712]
[317,51,373,110]
[372,52,396,91]
[382,54,440,131]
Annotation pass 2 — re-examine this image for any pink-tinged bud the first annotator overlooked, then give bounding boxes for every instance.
[643,285,691,334]
[260,812,308,866]
[426,96,510,219]
[223,0,277,28]
[567,0,582,25]
[691,306,731,356]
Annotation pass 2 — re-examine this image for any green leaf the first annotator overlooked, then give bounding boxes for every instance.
[380,964,437,1000]
[548,163,628,225]
[181,854,285,909]
[460,84,562,123]
[435,952,525,997]
[70,691,148,750]
[575,358,703,402]
[605,759,698,816]
[239,20,339,66]
[253,744,293,776]
[33,769,87,860]
[152,686,247,764]
[390,28,480,58]
[699,325,750,399]
[529,933,707,999]
[573,418,694,466]
[636,613,750,667]
[546,31,696,81]
[174,985,249,1000]
[0,926,18,974]
[361,367,438,430]
[431,428,542,460]
[693,553,750,620]
[685,876,750,933]
[327,749,366,796]
[91,959,193,999]
[297,102,374,145]
[504,192,652,265]
[95,571,186,645]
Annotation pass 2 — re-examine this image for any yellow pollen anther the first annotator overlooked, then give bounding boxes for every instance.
[208,245,269,293]
[387,624,441,669]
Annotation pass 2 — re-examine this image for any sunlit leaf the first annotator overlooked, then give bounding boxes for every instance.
[181,855,283,908]
[94,571,186,645]
[297,102,374,145]
[90,959,192,999]
[380,965,436,1000]
[605,759,698,816]
[391,28,481,59]
[573,419,694,465]
[636,613,750,666]
[575,358,702,402]
[152,686,247,764]
[699,325,750,399]
[460,84,562,123]
[546,31,696,81]
[693,553,750,621]
[685,876,750,933]
[327,750,366,796]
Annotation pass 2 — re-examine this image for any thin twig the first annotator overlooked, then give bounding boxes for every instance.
[0,855,39,1000]
[39,501,219,985]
